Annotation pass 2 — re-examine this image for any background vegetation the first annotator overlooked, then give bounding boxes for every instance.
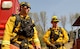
[29,12,80,48]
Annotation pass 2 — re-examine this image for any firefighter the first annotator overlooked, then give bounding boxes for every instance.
[43,16,69,49]
[1,2,41,49]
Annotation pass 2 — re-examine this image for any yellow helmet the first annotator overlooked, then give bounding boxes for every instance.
[20,2,31,9]
[51,16,59,22]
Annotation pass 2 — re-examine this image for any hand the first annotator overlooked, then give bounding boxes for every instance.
[52,45,57,49]
[54,42,63,48]
[35,46,41,49]
[50,44,57,49]
[55,42,62,45]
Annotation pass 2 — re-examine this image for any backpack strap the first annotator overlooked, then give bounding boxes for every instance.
[12,14,21,32]
[58,27,62,35]
[58,27,64,38]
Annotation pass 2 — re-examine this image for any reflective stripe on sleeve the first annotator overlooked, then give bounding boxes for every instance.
[2,40,10,45]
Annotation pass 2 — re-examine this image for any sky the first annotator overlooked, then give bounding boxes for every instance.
[19,0,80,31]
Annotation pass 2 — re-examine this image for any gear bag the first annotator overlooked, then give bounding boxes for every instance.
[12,14,35,38]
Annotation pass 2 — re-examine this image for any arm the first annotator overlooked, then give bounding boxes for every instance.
[43,29,52,45]
[61,28,69,43]
[33,27,41,48]
[1,16,16,49]
[56,28,69,44]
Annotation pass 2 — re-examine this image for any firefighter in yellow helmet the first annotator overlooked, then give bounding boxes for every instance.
[1,2,41,49]
[43,16,69,49]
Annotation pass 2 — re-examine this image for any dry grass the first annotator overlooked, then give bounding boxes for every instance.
[64,41,73,49]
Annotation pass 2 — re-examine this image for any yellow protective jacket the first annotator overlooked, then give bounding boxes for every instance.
[43,27,69,48]
[1,15,41,49]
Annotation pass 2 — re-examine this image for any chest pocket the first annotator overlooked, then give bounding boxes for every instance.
[50,27,64,41]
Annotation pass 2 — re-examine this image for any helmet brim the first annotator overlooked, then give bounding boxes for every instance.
[52,20,59,22]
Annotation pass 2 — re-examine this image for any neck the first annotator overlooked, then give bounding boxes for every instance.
[52,24,58,28]
[20,12,27,16]
[53,26,57,28]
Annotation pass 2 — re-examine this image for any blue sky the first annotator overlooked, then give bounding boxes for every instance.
[19,0,80,31]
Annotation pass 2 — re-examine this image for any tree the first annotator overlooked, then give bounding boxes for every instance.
[29,12,47,47]
[69,14,75,30]
[40,11,46,33]
[60,16,67,29]
[74,13,80,18]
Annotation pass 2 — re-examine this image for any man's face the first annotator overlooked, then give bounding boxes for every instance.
[52,22,58,27]
[21,6,30,14]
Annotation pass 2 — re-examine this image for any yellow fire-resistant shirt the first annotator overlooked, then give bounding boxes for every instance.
[1,15,41,49]
[43,27,69,46]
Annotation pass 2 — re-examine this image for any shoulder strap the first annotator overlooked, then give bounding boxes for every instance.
[58,27,62,35]
[12,14,21,32]
[15,14,21,26]
[50,27,55,39]
[59,27,64,38]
